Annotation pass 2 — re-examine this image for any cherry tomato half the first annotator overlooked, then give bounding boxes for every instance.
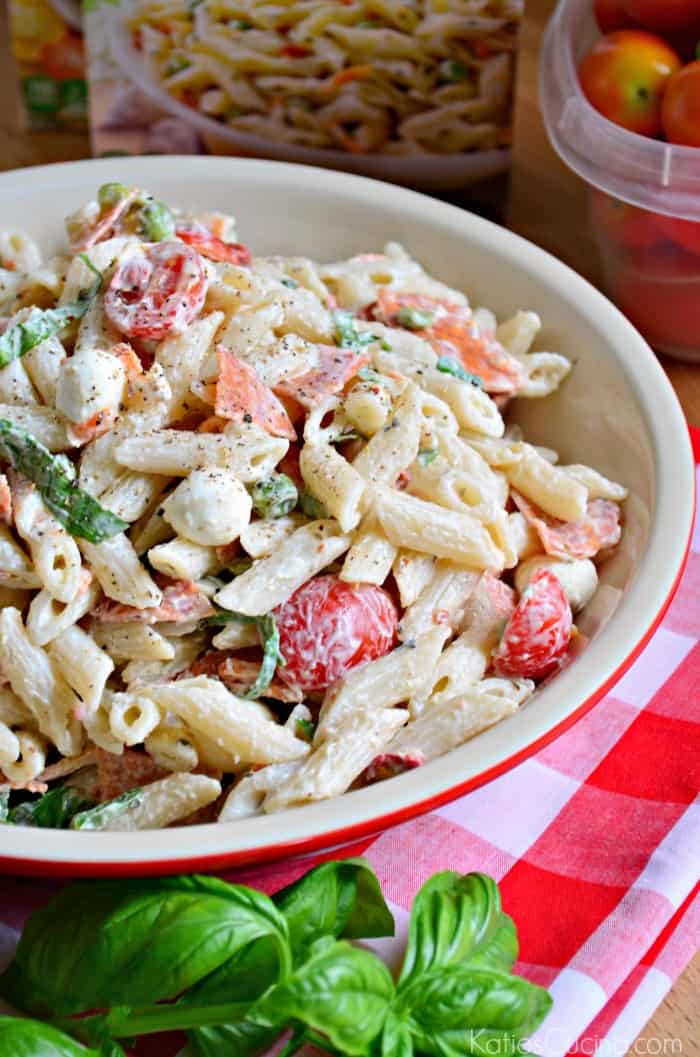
[579,30,682,136]
[105,240,207,341]
[589,187,662,249]
[661,60,700,146]
[40,32,84,81]
[492,568,573,679]
[175,221,253,266]
[622,0,700,34]
[594,0,636,33]
[275,574,398,693]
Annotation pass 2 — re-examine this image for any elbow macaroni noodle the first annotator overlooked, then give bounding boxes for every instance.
[0,185,626,829]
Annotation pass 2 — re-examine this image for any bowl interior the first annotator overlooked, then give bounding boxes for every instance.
[0,157,692,874]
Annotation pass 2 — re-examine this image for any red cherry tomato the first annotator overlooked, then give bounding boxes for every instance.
[492,569,572,679]
[40,33,84,81]
[105,240,207,340]
[661,60,700,147]
[579,30,682,136]
[275,574,398,692]
[595,0,636,32]
[589,188,661,249]
[655,214,700,257]
[622,0,700,34]
[175,221,253,266]
[610,243,700,353]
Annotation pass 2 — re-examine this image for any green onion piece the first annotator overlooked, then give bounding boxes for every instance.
[70,788,144,830]
[139,200,176,241]
[299,491,327,519]
[417,448,439,467]
[295,717,315,742]
[0,419,129,542]
[250,473,298,519]
[280,276,299,288]
[0,257,102,368]
[437,59,468,83]
[436,355,484,388]
[333,309,378,351]
[396,305,435,330]
[97,182,130,208]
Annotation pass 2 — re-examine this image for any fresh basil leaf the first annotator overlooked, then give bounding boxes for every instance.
[0,1017,98,1057]
[0,420,128,543]
[402,966,552,1057]
[398,873,517,989]
[417,448,438,467]
[189,1021,280,1057]
[435,356,484,388]
[396,306,434,330]
[0,875,289,1018]
[96,1043,128,1057]
[0,265,102,368]
[381,1013,414,1057]
[273,858,394,961]
[69,787,143,831]
[8,785,93,828]
[253,940,394,1056]
[333,310,377,351]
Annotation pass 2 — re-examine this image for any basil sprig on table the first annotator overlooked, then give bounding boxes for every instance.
[0,254,102,368]
[0,420,128,543]
[0,863,552,1057]
[203,610,285,699]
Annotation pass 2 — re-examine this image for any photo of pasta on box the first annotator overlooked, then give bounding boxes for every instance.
[0,181,628,833]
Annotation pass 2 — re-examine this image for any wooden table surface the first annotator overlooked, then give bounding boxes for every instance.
[0,0,697,1051]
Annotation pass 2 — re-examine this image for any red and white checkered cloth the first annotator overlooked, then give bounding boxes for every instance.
[1,431,699,1057]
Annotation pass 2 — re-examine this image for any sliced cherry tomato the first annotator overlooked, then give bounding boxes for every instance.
[661,60,700,147]
[175,221,253,265]
[370,290,524,395]
[589,188,661,249]
[578,30,682,136]
[275,574,398,693]
[105,241,207,341]
[655,214,700,257]
[622,0,700,34]
[215,346,297,440]
[595,0,637,32]
[492,568,573,679]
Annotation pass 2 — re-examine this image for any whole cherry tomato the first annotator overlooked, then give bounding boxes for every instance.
[492,569,572,680]
[655,214,700,257]
[622,0,700,34]
[579,30,682,136]
[594,0,636,33]
[40,32,84,81]
[105,240,207,340]
[275,574,398,692]
[610,244,700,353]
[589,188,662,249]
[661,60,700,146]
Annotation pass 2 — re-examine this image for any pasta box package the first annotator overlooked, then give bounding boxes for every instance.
[82,0,524,217]
[9,0,87,129]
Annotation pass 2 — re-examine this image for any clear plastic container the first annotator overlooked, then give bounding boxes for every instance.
[540,0,700,363]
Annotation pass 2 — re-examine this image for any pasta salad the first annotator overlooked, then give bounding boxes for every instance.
[124,0,522,154]
[0,183,627,831]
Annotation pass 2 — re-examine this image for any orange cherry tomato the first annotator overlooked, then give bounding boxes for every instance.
[622,0,700,34]
[589,188,662,248]
[579,30,681,136]
[594,0,636,32]
[611,244,700,352]
[655,214,700,257]
[40,32,84,81]
[661,60,700,146]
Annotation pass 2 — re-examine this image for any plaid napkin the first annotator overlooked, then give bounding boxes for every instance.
[1,429,699,1057]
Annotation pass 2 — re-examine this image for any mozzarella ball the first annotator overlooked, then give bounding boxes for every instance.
[56,349,125,425]
[515,555,598,613]
[162,467,252,546]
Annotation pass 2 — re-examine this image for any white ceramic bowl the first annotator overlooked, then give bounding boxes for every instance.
[107,8,510,193]
[0,156,693,878]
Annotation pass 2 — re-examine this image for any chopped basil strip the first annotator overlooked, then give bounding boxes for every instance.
[0,420,129,543]
[7,786,93,828]
[417,448,439,467]
[299,490,327,519]
[396,305,435,330]
[436,355,484,387]
[437,59,468,83]
[333,309,378,351]
[202,610,284,699]
[70,788,144,830]
[0,256,102,368]
[250,473,298,519]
